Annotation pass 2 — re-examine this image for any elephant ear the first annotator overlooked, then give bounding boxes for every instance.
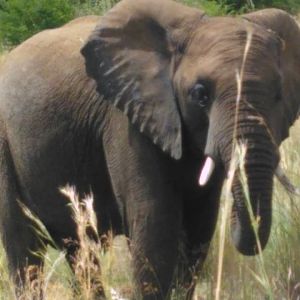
[243,9,300,141]
[81,0,206,159]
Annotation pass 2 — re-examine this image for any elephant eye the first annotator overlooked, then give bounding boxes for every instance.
[190,83,210,107]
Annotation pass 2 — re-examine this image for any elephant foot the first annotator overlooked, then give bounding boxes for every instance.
[14,264,44,300]
[175,241,210,300]
[63,237,106,299]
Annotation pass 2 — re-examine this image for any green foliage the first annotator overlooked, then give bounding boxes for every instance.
[0,0,299,47]
[0,0,74,46]
[0,0,120,47]
[181,0,228,16]
[181,0,300,15]
[256,0,300,13]
[73,0,118,17]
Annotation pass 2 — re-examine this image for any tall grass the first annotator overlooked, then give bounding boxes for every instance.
[0,122,299,299]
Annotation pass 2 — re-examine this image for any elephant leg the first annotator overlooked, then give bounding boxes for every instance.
[103,117,181,299]
[0,137,46,299]
[2,207,46,300]
[178,170,224,300]
[127,195,181,300]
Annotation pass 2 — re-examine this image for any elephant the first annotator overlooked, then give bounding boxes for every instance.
[0,0,300,298]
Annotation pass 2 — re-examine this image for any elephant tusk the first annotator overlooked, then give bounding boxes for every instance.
[199,157,215,186]
[275,165,300,196]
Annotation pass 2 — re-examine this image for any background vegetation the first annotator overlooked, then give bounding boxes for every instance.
[0,0,300,48]
[1,0,300,299]
[187,0,300,14]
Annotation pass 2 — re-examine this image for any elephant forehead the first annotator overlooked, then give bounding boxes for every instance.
[188,17,278,57]
[181,20,280,83]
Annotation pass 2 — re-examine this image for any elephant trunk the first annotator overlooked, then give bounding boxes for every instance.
[229,141,275,255]
[204,101,278,255]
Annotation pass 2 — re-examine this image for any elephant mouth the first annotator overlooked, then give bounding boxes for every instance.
[199,154,297,194]
[198,136,280,256]
[198,141,300,255]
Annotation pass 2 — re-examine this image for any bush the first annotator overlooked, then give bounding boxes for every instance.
[181,0,228,15]
[182,0,300,15]
[256,0,300,13]
[222,0,300,13]
[73,0,119,17]
[0,0,299,47]
[0,0,74,46]
[0,0,120,47]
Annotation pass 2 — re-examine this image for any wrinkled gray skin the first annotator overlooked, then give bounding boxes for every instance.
[0,0,300,299]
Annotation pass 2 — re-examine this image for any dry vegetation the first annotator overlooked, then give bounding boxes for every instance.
[0,121,299,300]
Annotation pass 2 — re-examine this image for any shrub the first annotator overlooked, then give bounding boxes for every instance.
[181,0,228,16]
[73,0,118,17]
[0,0,299,47]
[182,0,300,15]
[0,0,121,47]
[0,0,74,46]
[256,0,300,13]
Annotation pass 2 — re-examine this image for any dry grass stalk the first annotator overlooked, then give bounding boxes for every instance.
[215,28,253,300]
[60,185,105,299]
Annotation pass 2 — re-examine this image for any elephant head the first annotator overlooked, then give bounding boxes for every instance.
[81,0,300,255]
